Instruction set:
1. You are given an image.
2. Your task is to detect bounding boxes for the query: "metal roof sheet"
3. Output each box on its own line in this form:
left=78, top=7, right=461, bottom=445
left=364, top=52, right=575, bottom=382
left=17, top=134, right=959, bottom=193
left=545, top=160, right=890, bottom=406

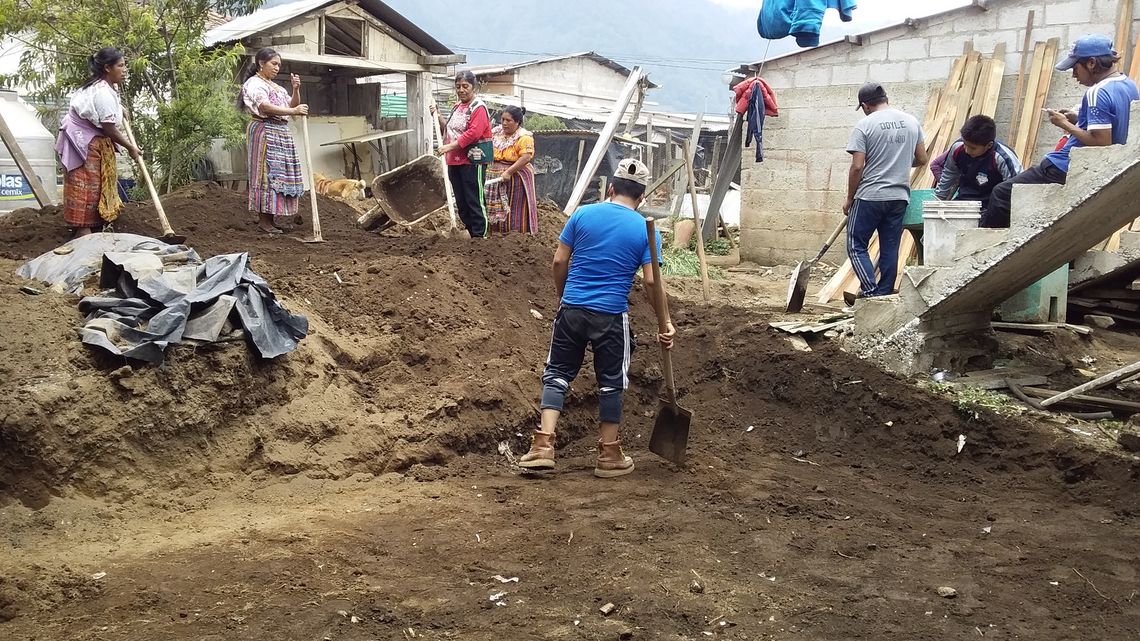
left=204, top=0, right=453, bottom=55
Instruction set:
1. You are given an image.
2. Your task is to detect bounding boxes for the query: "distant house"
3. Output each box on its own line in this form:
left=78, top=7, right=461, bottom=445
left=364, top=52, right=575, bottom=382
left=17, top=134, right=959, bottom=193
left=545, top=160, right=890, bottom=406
left=204, top=0, right=464, bottom=181
left=467, top=52, right=659, bottom=110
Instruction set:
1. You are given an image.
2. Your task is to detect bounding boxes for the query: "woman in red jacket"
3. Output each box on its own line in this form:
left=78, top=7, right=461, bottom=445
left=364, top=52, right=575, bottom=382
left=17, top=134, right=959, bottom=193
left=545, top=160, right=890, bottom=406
left=432, top=70, right=493, bottom=238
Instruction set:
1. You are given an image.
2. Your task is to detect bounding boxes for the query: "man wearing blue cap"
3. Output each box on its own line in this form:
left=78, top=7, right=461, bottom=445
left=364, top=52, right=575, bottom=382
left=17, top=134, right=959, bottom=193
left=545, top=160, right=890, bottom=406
left=986, top=34, right=1140, bottom=228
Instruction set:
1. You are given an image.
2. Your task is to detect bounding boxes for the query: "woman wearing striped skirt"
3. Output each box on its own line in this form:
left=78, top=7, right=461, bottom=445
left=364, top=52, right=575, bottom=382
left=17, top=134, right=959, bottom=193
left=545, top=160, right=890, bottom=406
left=486, top=106, right=538, bottom=235
left=55, top=47, right=141, bottom=237
left=238, top=48, right=308, bottom=234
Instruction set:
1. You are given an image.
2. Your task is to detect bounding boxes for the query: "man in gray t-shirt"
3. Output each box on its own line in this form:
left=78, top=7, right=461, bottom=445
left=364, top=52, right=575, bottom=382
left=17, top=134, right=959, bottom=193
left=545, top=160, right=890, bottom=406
left=843, top=82, right=927, bottom=303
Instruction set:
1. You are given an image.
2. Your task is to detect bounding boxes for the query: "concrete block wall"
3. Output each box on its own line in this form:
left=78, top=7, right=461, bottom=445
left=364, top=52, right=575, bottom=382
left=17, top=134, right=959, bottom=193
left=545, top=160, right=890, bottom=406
left=740, top=0, right=1137, bottom=266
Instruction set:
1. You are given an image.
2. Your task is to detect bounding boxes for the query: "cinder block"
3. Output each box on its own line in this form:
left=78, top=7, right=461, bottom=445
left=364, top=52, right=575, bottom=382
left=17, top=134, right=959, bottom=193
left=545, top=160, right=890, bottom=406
left=848, top=42, right=891, bottom=64
left=794, top=68, right=832, bottom=88
left=1045, top=1, right=1086, bottom=26
left=907, top=57, right=958, bottom=82
left=888, top=37, right=929, bottom=60
left=998, top=7, right=1042, bottom=31
left=929, top=34, right=970, bottom=58
left=874, top=62, right=908, bottom=84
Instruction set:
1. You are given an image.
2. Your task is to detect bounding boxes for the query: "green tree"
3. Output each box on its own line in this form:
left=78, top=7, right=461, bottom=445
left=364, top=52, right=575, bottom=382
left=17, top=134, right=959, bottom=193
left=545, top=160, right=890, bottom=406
left=0, top=0, right=261, bottom=191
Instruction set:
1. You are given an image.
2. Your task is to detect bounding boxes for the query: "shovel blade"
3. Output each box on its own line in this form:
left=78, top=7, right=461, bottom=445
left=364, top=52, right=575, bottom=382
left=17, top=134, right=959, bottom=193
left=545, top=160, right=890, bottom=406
left=649, top=400, right=693, bottom=464
left=784, top=260, right=811, bottom=313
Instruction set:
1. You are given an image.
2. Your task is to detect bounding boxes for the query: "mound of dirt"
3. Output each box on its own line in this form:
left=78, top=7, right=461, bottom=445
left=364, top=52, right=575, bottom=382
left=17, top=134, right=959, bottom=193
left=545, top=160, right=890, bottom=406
left=0, top=181, right=1136, bottom=516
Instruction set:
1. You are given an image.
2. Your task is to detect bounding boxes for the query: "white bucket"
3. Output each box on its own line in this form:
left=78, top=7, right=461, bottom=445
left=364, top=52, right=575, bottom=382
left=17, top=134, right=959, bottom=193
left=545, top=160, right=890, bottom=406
left=923, top=203, right=980, bottom=267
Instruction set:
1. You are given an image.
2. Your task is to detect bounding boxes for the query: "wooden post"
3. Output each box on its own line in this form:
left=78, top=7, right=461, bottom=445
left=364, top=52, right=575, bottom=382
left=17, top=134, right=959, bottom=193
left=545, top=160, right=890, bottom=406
left=598, top=176, right=607, bottom=204
left=684, top=140, right=711, bottom=304
left=0, top=110, right=52, bottom=207
left=709, top=135, right=724, bottom=189
left=623, top=81, right=646, bottom=137
left=645, top=114, right=654, bottom=175
left=405, top=71, right=433, bottom=158
left=671, top=112, right=704, bottom=217
left=563, top=68, right=644, bottom=216
left=1039, top=360, right=1140, bottom=407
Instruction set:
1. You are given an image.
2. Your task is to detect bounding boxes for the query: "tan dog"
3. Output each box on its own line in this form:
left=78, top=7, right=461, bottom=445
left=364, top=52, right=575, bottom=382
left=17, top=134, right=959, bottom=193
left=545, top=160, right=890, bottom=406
left=313, top=173, right=367, bottom=200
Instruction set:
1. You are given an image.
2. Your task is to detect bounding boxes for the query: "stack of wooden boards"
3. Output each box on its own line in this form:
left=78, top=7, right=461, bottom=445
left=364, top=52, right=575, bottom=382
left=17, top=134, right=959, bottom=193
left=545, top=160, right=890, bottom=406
left=1069, top=255, right=1140, bottom=325
left=817, top=44, right=1008, bottom=305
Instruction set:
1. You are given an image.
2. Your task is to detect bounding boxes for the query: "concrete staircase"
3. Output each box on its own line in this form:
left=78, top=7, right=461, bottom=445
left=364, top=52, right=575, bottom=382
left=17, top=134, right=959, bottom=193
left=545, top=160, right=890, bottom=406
left=855, top=102, right=1140, bottom=374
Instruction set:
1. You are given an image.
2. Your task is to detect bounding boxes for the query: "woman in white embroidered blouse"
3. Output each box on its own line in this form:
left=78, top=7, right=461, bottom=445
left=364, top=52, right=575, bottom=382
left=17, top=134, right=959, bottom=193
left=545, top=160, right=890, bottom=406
left=238, top=48, right=309, bottom=234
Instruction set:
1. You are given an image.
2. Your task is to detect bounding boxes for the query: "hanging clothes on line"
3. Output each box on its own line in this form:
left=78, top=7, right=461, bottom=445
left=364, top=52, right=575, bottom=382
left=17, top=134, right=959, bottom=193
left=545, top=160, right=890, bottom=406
left=757, top=0, right=857, bottom=48
left=732, top=77, right=779, bottom=163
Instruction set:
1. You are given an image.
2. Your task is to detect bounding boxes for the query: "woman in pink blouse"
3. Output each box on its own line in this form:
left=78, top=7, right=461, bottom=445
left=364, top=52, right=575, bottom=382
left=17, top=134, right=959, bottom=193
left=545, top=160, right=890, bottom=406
left=238, top=48, right=309, bottom=234
left=431, top=70, right=493, bottom=239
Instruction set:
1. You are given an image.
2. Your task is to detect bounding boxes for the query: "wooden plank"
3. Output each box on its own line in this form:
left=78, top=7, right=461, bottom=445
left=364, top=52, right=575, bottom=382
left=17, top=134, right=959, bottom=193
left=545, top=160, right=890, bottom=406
left=1039, top=360, right=1140, bottom=407
left=975, top=44, right=1006, bottom=118
left=702, top=112, right=743, bottom=241
left=563, top=68, right=644, bottom=216
left=992, top=321, right=1092, bottom=335
left=623, top=82, right=646, bottom=137
left=683, top=140, right=711, bottom=303
left=1021, top=387, right=1140, bottom=413
left=0, top=110, right=52, bottom=207
left=1130, top=30, right=1140, bottom=80
left=1013, top=42, right=1047, bottom=163
left=1024, top=38, right=1060, bottom=164
left=1008, top=10, right=1036, bottom=143
left=1116, top=0, right=1134, bottom=73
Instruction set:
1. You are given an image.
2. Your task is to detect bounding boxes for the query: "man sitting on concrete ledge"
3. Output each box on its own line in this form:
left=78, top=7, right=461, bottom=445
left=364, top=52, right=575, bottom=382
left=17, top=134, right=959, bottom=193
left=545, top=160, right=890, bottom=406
left=986, top=34, right=1140, bottom=229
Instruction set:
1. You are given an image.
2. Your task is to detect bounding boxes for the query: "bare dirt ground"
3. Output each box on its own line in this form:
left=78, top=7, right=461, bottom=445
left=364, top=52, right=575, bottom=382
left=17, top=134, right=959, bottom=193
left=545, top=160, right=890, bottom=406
left=0, top=184, right=1137, bottom=640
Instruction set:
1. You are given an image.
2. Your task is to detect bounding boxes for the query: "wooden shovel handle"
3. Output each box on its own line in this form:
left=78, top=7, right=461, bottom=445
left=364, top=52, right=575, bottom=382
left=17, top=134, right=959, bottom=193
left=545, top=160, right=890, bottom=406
left=645, top=217, right=677, bottom=404
left=812, top=218, right=848, bottom=262
left=122, top=119, right=175, bottom=236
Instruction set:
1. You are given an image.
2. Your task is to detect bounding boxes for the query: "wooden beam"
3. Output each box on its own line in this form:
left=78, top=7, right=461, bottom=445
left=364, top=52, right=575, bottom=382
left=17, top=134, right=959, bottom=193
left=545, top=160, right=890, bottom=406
left=563, top=67, right=644, bottom=216
left=1039, top=359, right=1140, bottom=407
left=0, top=110, right=52, bottom=207
left=420, top=54, right=466, bottom=66
left=1021, top=386, right=1140, bottom=413
left=623, top=82, right=646, bottom=137
left=244, top=35, right=306, bottom=47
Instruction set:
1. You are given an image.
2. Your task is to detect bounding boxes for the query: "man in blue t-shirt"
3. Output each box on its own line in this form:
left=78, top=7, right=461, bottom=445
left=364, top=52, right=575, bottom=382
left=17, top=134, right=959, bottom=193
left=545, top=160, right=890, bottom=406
left=518, top=158, right=675, bottom=478
left=987, top=34, right=1140, bottom=228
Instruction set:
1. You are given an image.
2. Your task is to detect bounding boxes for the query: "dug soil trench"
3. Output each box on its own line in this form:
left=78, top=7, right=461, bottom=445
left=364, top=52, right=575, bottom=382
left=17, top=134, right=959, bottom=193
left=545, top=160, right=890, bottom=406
left=0, top=183, right=1137, bottom=639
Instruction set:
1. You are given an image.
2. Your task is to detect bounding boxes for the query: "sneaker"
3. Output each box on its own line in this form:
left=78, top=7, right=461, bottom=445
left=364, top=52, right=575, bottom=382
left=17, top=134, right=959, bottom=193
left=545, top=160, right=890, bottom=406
left=594, top=440, right=635, bottom=478
left=518, top=430, right=555, bottom=469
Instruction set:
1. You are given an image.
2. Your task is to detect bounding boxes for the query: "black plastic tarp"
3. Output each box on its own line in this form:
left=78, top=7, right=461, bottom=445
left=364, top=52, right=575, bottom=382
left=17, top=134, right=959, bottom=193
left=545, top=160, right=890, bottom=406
left=18, top=234, right=307, bottom=363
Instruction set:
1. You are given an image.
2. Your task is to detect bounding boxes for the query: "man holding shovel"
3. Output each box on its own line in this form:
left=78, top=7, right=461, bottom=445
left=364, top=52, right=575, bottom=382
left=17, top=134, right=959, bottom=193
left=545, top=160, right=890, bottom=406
left=519, top=159, right=675, bottom=478
left=843, top=82, right=926, bottom=305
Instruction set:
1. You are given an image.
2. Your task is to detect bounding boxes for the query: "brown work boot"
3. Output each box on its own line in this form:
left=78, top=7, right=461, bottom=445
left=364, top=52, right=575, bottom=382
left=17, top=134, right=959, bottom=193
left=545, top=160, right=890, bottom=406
left=594, top=440, right=635, bottom=478
left=518, top=430, right=555, bottom=469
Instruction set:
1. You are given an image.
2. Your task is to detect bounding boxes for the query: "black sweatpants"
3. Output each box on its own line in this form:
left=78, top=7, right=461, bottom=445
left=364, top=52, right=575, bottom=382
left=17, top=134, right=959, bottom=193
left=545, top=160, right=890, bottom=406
left=540, top=305, right=635, bottom=423
left=985, top=161, right=1067, bottom=228
left=448, top=163, right=488, bottom=238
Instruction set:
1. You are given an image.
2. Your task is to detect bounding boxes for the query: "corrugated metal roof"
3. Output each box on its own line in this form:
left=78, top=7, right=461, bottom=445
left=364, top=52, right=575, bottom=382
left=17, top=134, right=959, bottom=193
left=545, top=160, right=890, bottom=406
left=380, top=93, right=406, bottom=117
left=466, top=52, right=660, bottom=89
left=204, top=0, right=453, bottom=55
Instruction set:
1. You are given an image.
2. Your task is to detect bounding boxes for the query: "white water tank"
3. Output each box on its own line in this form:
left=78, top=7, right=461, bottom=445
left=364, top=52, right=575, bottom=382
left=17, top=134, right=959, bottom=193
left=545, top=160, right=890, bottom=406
left=0, top=89, right=58, bottom=213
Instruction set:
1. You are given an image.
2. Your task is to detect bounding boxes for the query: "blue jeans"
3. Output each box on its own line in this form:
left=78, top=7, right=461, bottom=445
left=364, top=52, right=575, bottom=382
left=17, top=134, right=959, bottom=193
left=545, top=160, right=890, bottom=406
left=847, top=198, right=907, bottom=297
